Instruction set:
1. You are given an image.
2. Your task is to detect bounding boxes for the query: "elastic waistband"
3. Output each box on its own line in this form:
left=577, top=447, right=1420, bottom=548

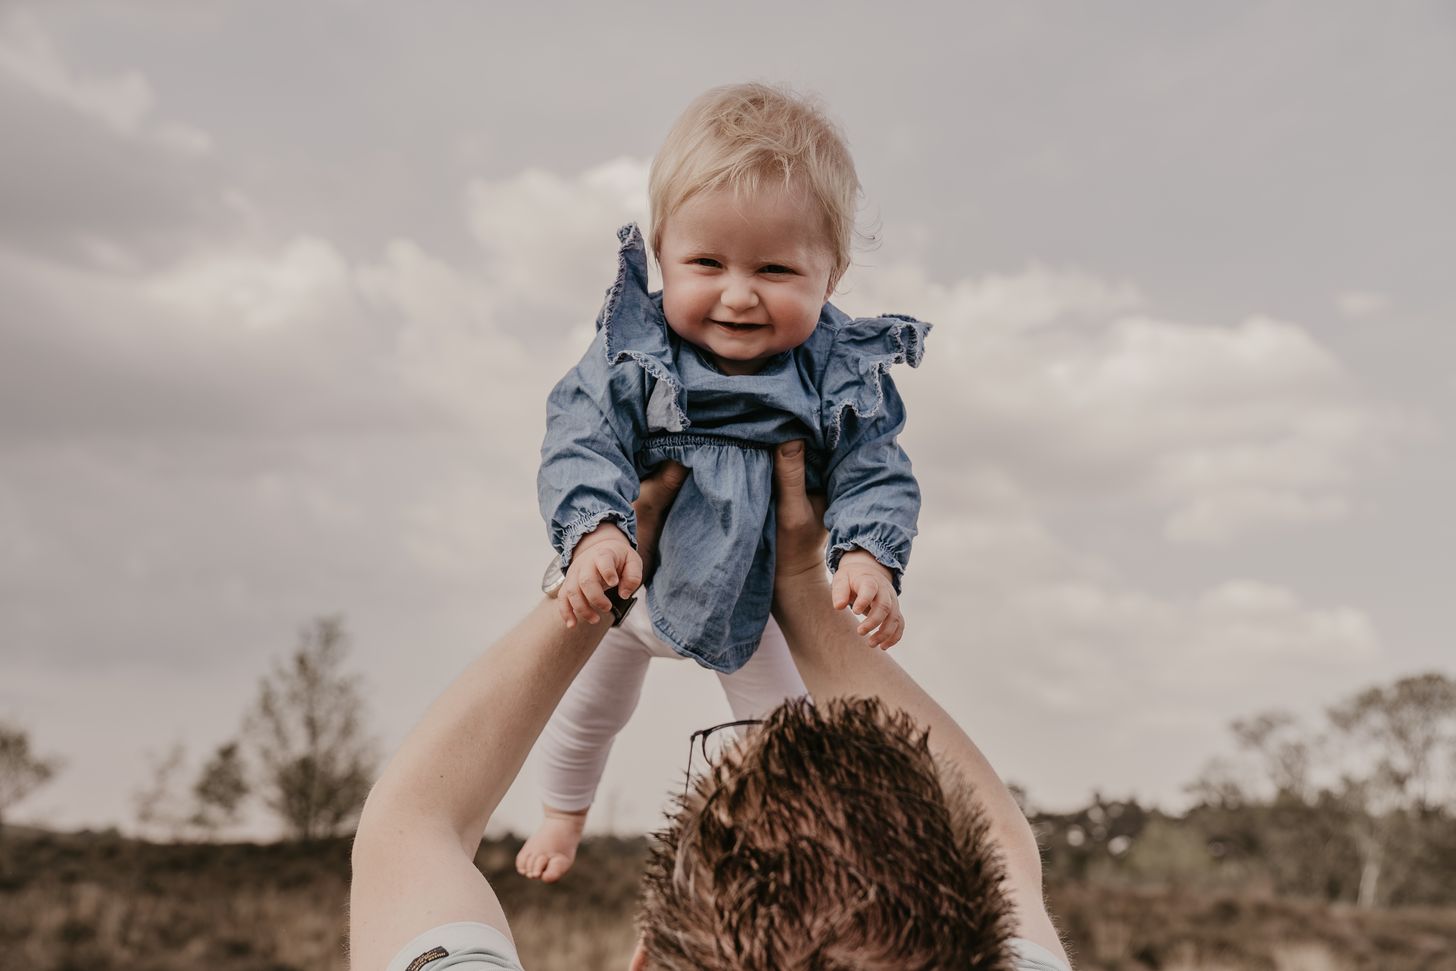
left=641, top=432, right=777, bottom=452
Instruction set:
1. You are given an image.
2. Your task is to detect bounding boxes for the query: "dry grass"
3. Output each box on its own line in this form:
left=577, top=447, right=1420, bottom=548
left=1, top=830, right=1452, bottom=971
left=0, top=830, right=644, bottom=971
left=1048, top=882, right=1456, bottom=971
left=0, top=834, right=353, bottom=970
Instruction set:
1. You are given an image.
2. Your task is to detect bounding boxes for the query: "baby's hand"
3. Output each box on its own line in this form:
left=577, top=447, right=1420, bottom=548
left=831, top=550, right=903, bottom=649
left=559, top=523, right=643, bottom=628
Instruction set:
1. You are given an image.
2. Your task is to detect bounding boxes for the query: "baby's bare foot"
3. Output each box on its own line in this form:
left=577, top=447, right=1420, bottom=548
left=515, top=806, right=588, bottom=883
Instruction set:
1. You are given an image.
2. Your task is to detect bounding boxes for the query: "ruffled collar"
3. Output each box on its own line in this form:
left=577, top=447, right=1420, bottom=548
left=597, top=224, right=690, bottom=431
left=597, top=222, right=932, bottom=444
left=599, top=224, right=670, bottom=361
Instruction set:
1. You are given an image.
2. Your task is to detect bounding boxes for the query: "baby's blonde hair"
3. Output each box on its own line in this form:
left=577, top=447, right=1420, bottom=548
left=648, top=82, right=860, bottom=287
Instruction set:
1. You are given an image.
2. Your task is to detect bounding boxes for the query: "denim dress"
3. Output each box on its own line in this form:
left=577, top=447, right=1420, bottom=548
left=538, top=224, right=928, bottom=673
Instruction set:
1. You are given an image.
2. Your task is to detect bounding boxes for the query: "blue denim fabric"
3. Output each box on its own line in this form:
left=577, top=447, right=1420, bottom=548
left=538, top=224, right=928, bottom=673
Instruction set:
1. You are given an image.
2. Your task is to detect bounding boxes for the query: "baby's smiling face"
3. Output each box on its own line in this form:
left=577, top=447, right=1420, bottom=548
left=657, top=181, right=835, bottom=376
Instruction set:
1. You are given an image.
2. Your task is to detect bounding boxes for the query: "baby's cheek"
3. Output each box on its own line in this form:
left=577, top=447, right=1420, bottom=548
left=661, top=287, right=700, bottom=338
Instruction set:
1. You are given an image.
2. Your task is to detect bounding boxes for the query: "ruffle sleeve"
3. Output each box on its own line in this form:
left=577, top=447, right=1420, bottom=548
left=821, top=313, right=931, bottom=448
left=597, top=223, right=688, bottom=433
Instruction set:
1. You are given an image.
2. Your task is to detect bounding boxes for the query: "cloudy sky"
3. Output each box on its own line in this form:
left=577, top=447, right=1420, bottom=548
left=2, top=1, right=1452, bottom=839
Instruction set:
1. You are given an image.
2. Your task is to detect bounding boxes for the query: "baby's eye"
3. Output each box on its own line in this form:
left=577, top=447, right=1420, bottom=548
left=690, top=257, right=722, bottom=268
left=761, top=264, right=795, bottom=275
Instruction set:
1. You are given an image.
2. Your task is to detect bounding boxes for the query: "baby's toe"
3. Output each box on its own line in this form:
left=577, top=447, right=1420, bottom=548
left=541, top=853, right=572, bottom=883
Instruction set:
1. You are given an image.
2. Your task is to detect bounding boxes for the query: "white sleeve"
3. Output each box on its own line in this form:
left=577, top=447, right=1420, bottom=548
left=1011, top=937, right=1074, bottom=971
left=383, top=922, right=1067, bottom=971
left=384, top=922, right=524, bottom=971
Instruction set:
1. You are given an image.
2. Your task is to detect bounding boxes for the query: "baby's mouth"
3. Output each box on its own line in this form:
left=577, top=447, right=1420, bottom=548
left=711, top=319, right=765, bottom=331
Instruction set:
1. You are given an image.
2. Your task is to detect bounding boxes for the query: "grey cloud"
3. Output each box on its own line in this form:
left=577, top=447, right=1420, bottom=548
left=3, top=0, right=1452, bottom=835
left=0, top=250, right=442, bottom=444
left=0, top=78, right=233, bottom=267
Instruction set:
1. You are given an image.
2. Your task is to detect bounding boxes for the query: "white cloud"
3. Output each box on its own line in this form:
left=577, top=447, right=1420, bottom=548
left=355, top=156, right=653, bottom=428
left=898, top=470, right=1383, bottom=807
left=4, top=155, right=647, bottom=442
left=154, top=120, right=213, bottom=157
left=846, top=259, right=1145, bottom=337
left=841, top=263, right=1406, bottom=544
left=466, top=156, right=651, bottom=323
left=909, top=471, right=1380, bottom=702
left=356, top=236, right=541, bottom=431
left=1334, top=289, right=1390, bottom=319
left=0, top=8, right=211, bottom=156
left=145, top=235, right=353, bottom=330
left=0, top=152, right=1413, bottom=829
left=1162, top=488, right=1349, bottom=545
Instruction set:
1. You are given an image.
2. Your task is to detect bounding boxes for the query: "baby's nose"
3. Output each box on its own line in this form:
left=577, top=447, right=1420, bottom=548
left=721, top=278, right=759, bottom=311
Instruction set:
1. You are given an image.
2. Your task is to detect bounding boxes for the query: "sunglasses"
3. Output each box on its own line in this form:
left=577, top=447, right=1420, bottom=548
left=683, top=718, right=763, bottom=798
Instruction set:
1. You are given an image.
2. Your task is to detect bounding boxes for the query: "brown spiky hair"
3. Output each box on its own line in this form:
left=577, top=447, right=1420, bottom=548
left=637, top=697, right=1015, bottom=970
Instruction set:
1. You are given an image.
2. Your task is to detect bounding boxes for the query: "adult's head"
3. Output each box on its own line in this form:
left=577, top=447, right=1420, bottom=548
left=631, top=695, right=1015, bottom=971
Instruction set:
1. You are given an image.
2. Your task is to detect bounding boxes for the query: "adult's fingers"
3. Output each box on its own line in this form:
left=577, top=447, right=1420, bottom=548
left=635, top=460, right=689, bottom=584
left=772, top=441, right=813, bottom=526
left=637, top=460, right=689, bottom=518
left=774, top=440, right=830, bottom=585
left=776, top=443, right=833, bottom=528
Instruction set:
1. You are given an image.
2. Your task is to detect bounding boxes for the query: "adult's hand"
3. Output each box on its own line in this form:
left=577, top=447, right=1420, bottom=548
left=771, top=440, right=828, bottom=586
left=633, top=460, right=688, bottom=587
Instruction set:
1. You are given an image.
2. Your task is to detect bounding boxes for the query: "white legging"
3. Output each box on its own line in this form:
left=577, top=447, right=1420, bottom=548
left=538, top=594, right=807, bottom=812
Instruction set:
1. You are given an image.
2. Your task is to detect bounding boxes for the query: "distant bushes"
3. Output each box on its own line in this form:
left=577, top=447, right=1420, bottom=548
left=1028, top=671, right=1456, bottom=909
left=2, top=830, right=1453, bottom=971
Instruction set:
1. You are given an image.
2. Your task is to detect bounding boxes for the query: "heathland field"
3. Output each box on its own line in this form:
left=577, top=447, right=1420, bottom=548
left=2, top=829, right=1453, bottom=971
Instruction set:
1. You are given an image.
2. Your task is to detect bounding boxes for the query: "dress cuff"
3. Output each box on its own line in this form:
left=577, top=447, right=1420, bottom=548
left=827, top=533, right=907, bottom=594
left=556, top=509, right=636, bottom=567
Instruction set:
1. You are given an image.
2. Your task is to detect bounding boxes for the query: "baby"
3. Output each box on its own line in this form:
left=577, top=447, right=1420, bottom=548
left=519, top=83, right=929, bottom=881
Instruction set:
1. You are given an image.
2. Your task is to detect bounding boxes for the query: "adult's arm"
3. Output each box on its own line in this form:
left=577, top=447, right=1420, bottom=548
left=770, top=440, right=1070, bottom=963
left=348, top=463, right=686, bottom=971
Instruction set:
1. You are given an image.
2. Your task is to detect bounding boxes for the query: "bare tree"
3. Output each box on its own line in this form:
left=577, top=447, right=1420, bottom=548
left=1188, top=672, right=1456, bottom=906
left=133, top=742, right=191, bottom=841
left=1329, top=672, right=1456, bottom=812
left=1231, top=710, right=1317, bottom=803
left=0, top=721, right=61, bottom=833
left=1327, top=672, right=1456, bottom=906
left=245, top=615, right=376, bottom=840
left=191, top=741, right=250, bottom=837
left=1330, top=769, right=1401, bottom=908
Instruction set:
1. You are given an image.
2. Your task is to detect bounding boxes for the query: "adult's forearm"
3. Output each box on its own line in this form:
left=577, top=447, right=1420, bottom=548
left=362, top=598, right=608, bottom=844
left=770, top=574, right=1063, bottom=953
left=770, top=575, right=1024, bottom=825
left=350, top=600, right=611, bottom=969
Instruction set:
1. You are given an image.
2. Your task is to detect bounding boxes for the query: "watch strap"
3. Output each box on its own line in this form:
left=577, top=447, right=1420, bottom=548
left=605, top=587, right=637, bottom=627
left=543, top=555, right=637, bottom=627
